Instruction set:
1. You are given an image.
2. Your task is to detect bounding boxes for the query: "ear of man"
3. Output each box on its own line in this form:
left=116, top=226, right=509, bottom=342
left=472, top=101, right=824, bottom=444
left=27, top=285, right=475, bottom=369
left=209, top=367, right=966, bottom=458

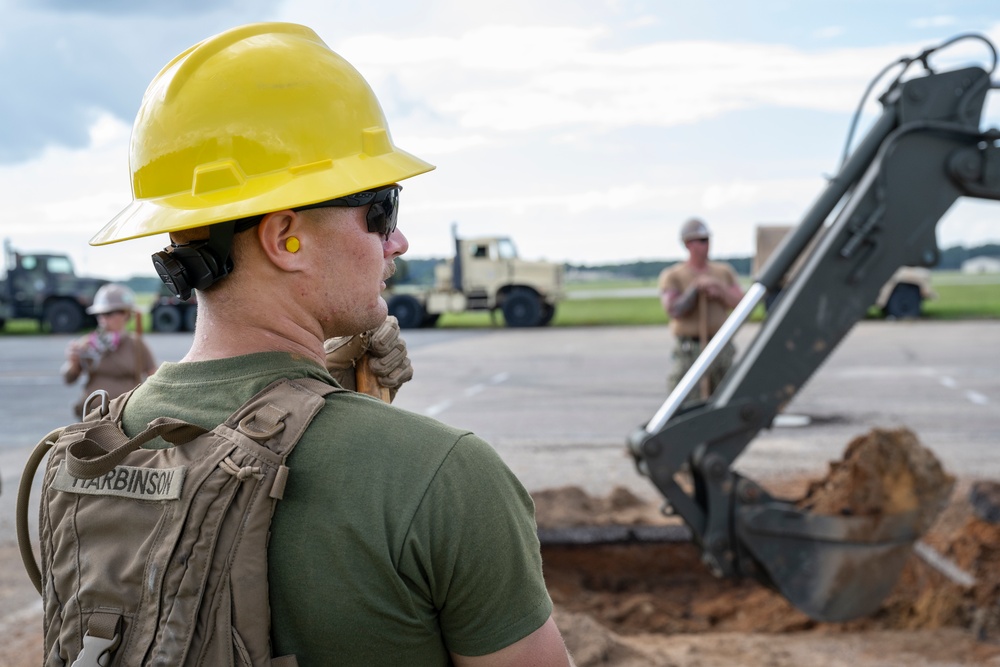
left=255, top=210, right=306, bottom=272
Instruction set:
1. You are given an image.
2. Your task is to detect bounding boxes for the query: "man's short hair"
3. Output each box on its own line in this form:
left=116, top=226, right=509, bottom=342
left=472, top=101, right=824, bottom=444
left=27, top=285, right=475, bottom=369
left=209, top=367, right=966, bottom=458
left=680, top=218, right=711, bottom=242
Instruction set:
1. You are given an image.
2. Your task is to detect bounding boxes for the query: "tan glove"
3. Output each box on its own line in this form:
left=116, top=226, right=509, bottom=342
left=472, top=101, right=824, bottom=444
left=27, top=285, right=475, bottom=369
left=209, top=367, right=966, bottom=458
left=323, top=316, right=413, bottom=401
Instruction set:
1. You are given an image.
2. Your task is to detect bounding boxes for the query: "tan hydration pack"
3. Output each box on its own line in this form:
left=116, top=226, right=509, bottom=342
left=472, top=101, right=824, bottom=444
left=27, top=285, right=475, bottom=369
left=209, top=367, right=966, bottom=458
left=17, top=378, right=340, bottom=667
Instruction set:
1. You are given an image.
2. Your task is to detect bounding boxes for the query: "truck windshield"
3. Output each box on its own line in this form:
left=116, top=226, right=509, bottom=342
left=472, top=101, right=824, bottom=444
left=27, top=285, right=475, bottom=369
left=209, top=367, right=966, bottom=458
left=497, top=238, right=518, bottom=259
left=46, top=257, right=75, bottom=275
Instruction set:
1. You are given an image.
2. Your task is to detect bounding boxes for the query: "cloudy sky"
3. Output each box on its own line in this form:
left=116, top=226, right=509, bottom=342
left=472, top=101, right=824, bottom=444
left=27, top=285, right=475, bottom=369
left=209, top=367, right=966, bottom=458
left=2, top=0, right=999, bottom=280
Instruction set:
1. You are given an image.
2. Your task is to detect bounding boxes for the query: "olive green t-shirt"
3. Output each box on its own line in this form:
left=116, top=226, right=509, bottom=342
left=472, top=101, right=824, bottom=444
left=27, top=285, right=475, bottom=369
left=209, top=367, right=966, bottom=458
left=121, top=352, right=552, bottom=665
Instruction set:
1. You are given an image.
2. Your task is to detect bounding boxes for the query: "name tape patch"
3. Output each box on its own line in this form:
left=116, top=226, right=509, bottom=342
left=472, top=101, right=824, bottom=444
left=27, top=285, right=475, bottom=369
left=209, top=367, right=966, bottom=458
left=52, top=460, right=185, bottom=501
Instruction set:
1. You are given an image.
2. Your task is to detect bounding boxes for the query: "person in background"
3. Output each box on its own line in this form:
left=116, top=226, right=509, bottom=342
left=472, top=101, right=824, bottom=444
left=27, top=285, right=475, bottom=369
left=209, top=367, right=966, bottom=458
left=658, top=218, right=744, bottom=401
left=61, top=282, right=158, bottom=417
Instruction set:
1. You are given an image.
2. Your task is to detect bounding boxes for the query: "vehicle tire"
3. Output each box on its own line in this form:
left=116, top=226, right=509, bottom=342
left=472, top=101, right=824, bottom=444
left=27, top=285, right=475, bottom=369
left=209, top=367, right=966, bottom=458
left=883, top=283, right=923, bottom=319
left=502, top=290, right=543, bottom=327
left=388, top=294, right=425, bottom=329
left=183, top=304, right=198, bottom=332
left=539, top=303, right=556, bottom=326
left=421, top=313, right=441, bottom=328
left=45, top=300, right=84, bottom=333
left=152, top=305, right=183, bottom=333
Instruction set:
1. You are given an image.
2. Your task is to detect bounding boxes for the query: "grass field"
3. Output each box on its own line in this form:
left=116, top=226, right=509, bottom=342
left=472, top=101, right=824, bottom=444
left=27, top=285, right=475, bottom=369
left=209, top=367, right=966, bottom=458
left=2, top=272, right=998, bottom=335
left=435, top=272, right=1000, bottom=328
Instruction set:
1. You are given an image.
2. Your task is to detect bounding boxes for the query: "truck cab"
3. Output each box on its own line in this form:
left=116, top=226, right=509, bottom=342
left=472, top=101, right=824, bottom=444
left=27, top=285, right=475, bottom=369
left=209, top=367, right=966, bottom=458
left=0, top=241, right=107, bottom=333
left=388, top=232, right=565, bottom=329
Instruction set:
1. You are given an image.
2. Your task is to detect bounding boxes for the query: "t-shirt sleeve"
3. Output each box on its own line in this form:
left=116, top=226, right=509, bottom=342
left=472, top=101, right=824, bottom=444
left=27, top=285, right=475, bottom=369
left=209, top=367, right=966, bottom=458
left=397, top=433, right=553, bottom=657
left=658, top=266, right=680, bottom=294
left=723, top=263, right=739, bottom=286
left=140, top=341, right=156, bottom=373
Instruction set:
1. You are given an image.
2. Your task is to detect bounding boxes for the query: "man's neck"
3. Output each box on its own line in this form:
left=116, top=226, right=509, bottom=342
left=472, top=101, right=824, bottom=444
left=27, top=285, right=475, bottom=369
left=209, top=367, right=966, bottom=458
left=180, top=304, right=326, bottom=366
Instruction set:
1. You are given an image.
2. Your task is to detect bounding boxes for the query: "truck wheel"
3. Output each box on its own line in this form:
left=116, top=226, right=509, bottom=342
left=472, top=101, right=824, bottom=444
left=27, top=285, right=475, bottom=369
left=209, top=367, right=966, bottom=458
left=152, top=305, right=183, bottom=333
left=539, top=304, right=556, bottom=326
left=883, top=283, right=922, bottom=319
left=45, top=301, right=84, bottom=333
left=421, top=313, right=441, bottom=328
left=183, top=304, right=198, bottom=332
left=388, top=294, right=425, bottom=329
left=502, top=290, right=543, bottom=327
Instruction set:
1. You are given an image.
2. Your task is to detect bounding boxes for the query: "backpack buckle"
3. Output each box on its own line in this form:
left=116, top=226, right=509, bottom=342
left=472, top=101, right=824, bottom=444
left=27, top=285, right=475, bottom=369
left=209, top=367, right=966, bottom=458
left=82, top=389, right=110, bottom=420
left=71, top=631, right=121, bottom=667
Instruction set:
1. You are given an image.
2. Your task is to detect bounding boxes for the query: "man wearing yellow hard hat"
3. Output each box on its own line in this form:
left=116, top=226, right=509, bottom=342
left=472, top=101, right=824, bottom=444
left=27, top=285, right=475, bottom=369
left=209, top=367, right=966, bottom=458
left=73, top=22, right=572, bottom=666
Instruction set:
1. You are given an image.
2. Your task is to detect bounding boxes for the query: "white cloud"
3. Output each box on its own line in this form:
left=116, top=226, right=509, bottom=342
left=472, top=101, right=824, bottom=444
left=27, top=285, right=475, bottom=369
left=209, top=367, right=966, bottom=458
left=344, top=27, right=926, bottom=137
left=3, top=5, right=999, bottom=278
left=813, top=26, right=844, bottom=40
left=909, top=16, right=957, bottom=29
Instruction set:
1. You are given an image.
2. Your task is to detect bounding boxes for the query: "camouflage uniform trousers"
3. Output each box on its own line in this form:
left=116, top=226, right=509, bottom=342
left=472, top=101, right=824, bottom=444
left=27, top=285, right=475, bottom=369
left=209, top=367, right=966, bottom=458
left=668, top=337, right=737, bottom=402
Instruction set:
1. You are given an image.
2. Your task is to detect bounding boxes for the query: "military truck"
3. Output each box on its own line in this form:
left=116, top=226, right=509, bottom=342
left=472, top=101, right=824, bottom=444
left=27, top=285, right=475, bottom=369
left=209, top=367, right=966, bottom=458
left=755, top=224, right=937, bottom=318
left=387, top=229, right=564, bottom=329
left=0, top=240, right=108, bottom=333
left=149, top=287, right=198, bottom=333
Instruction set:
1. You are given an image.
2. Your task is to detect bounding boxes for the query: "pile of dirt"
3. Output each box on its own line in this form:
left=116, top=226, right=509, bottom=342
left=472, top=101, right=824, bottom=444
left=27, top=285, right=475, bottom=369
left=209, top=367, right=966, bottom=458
left=532, top=485, right=676, bottom=529
left=797, top=427, right=955, bottom=533
left=534, top=427, right=1000, bottom=665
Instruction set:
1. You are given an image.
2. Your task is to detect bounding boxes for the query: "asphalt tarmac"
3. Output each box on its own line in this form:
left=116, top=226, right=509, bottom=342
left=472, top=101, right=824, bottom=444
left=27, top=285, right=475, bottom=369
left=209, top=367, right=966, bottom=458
left=2, top=320, right=998, bottom=511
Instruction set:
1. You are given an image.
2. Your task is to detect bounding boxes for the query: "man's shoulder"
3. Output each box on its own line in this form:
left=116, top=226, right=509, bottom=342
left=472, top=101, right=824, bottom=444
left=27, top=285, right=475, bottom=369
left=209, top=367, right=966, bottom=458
left=708, top=260, right=738, bottom=279
left=317, top=392, right=474, bottom=450
left=659, top=262, right=686, bottom=284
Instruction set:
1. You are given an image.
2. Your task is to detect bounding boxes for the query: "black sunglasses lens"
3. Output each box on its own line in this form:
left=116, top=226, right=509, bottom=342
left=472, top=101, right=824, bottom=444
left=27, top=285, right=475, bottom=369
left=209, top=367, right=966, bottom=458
left=367, top=187, right=399, bottom=239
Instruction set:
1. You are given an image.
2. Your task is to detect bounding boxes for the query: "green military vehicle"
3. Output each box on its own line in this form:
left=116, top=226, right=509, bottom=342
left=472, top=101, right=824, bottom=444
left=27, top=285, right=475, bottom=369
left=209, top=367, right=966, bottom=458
left=0, top=240, right=108, bottom=333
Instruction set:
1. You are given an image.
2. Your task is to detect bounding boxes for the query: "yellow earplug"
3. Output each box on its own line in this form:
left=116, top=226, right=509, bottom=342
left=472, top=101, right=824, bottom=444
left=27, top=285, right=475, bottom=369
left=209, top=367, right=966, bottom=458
left=285, top=237, right=300, bottom=253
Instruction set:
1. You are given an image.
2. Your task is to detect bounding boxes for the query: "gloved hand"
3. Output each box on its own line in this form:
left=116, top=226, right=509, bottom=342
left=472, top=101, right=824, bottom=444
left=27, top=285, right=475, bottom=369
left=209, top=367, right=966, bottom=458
left=323, top=316, right=413, bottom=401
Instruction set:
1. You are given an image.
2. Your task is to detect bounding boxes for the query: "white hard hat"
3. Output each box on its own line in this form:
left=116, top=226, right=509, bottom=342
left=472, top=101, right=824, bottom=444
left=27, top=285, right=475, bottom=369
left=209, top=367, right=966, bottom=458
left=680, top=218, right=711, bottom=242
left=87, top=283, right=136, bottom=315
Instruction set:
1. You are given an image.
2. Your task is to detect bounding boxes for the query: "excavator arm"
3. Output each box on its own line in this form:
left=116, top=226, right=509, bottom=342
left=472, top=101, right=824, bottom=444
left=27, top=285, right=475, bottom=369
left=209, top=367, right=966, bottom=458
left=628, top=34, right=1000, bottom=622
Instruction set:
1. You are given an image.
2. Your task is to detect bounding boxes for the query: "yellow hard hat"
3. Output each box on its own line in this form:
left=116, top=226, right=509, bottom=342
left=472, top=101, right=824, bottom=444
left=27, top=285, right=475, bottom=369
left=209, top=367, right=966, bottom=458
left=91, top=22, right=434, bottom=246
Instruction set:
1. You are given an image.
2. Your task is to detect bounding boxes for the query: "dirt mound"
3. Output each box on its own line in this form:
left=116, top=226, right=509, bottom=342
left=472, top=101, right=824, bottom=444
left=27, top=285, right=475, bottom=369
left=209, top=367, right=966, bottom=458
left=533, top=485, right=675, bottom=528
left=534, top=428, right=1000, bottom=664
left=797, top=427, right=955, bottom=533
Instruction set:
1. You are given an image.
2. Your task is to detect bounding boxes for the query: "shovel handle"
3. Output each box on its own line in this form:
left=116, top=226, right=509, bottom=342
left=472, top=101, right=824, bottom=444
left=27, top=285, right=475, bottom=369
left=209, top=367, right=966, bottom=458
left=698, top=291, right=711, bottom=400
left=356, top=355, right=391, bottom=403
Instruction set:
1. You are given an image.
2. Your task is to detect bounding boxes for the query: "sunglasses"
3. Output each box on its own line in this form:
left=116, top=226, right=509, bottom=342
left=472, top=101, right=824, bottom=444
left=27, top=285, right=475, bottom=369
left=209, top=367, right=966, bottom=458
left=292, top=184, right=401, bottom=241
left=688, top=238, right=709, bottom=244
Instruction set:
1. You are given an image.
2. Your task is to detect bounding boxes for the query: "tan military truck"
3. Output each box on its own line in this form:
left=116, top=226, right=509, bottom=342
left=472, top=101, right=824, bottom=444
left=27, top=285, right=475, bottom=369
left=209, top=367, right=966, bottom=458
left=387, top=230, right=564, bottom=328
left=755, top=224, right=936, bottom=318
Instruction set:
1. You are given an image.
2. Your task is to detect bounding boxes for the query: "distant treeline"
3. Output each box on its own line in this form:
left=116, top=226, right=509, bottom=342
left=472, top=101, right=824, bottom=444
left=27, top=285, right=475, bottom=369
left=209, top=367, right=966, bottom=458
left=120, top=243, right=1000, bottom=292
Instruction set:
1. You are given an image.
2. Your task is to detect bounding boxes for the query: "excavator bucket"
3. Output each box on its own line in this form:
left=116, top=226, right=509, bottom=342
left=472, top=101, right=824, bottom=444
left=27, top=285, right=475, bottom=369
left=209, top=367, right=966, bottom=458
left=734, top=488, right=920, bottom=621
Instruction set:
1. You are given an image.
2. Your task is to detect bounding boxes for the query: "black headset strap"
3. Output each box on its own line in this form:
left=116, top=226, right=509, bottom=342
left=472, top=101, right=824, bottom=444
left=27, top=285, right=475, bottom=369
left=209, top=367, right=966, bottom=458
left=153, top=221, right=236, bottom=300
left=202, top=221, right=236, bottom=274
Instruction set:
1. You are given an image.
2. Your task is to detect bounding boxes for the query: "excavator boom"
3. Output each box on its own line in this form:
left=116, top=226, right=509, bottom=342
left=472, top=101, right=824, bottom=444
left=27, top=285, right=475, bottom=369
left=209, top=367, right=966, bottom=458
left=629, top=35, right=1000, bottom=621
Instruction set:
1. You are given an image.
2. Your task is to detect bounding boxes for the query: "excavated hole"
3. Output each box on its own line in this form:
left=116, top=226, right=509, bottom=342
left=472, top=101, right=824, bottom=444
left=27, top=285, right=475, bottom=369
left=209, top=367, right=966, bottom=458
left=533, top=428, right=1000, bottom=641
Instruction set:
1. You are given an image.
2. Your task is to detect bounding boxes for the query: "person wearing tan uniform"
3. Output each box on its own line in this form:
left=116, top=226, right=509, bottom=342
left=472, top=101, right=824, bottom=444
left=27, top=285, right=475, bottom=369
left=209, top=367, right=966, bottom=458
left=61, top=283, right=158, bottom=417
left=658, top=218, right=744, bottom=400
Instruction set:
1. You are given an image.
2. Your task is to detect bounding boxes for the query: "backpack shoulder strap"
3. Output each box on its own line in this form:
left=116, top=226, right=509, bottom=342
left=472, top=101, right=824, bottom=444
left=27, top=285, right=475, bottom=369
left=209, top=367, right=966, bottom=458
left=218, top=377, right=341, bottom=499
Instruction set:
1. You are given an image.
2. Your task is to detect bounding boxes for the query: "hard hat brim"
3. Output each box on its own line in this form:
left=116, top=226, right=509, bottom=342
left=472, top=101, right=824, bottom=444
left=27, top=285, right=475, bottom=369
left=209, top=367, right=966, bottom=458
left=91, top=149, right=434, bottom=245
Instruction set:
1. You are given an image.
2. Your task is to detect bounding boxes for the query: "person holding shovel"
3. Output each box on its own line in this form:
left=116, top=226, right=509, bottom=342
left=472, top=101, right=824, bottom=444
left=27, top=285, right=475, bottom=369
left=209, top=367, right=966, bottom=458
left=77, top=22, right=572, bottom=666
left=658, top=218, right=744, bottom=401
left=61, top=282, right=158, bottom=417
